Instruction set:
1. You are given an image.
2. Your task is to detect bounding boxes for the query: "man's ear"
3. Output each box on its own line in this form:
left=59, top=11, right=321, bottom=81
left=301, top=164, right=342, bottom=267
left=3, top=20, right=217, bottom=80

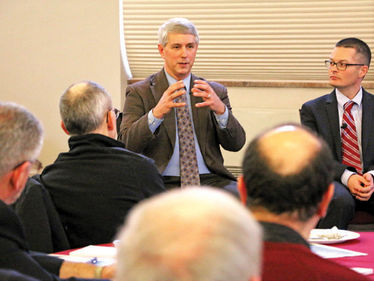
left=8, top=161, right=31, bottom=204
left=317, top=183, right=335, bottom=218
left=237, top=175, right=247, bottom=206
left=60, top=121, right=70, bottom=135
left=359, top=65, right=369, bottom=79
left=106, top=110, right=118, bottom=139
left=158, top=44, right=165, bottom=59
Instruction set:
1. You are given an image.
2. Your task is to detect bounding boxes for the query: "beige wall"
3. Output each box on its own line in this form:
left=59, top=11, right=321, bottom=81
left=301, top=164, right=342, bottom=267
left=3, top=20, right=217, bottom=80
left=222, top=86, right=374, bottom=167
left=0, top=1, right=121, bottom=166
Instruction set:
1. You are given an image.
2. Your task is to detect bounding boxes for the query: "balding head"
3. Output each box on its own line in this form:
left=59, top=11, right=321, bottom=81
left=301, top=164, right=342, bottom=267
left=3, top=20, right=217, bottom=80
left=115, top=187, right=262, bottom=281
left=59, top=81, right=112, bottom=135
left=259, top=125, right=321, bottom=176
left=242, top=124, right=334, bottom=221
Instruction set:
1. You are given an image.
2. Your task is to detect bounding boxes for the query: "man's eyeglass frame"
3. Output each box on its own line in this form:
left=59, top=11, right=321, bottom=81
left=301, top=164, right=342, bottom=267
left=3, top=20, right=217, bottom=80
left=324, top=59, right=365, bottom=71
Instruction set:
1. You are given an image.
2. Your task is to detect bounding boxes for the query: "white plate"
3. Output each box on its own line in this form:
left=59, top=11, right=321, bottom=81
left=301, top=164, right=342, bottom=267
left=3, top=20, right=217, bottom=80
left=308, top=229, right=360, bottom=244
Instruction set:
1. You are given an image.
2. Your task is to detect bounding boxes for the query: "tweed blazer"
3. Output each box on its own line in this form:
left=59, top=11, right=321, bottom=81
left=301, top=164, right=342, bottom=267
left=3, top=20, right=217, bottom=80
left=120, top=69, right=246, bottom=180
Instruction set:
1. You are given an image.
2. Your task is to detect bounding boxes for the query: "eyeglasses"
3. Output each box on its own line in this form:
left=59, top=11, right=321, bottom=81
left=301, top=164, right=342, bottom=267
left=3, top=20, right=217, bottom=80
left=324, top=59, right=365, bottom=71
left=113, top=108, right=121, bottom=119
left=106, top=108, right=121, bottom=123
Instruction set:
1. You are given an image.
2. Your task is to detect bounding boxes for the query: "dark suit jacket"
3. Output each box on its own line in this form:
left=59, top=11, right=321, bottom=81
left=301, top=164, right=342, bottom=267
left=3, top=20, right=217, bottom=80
left=120, top=69, right=246, bottom=180
left=0, top=270, right=40, bottom=281
left=300, top=88, right=374, bottom=181
left=0, top=201, right=93, bottom=281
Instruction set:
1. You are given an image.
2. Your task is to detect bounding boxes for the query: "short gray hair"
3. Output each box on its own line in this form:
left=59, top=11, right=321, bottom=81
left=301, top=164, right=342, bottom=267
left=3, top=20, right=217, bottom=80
left=0, top=102, right=43, bottom=177
left=115, top=187, right=262, bottom=281
left=59, top=81, right=112, bottom=135
left=158, top=17, right=199, bottom=46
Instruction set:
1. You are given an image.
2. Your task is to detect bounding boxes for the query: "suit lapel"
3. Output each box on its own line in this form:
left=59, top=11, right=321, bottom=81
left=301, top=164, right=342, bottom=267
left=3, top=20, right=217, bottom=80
left=361, top=89, right=374, bottom=162
left=150, top=70, right=176, bottom=146
left=325, top=90, right=342, bottom=161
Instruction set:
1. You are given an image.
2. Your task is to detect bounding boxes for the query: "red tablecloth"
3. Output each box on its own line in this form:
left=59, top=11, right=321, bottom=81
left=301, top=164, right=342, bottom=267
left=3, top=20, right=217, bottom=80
left=330, top=232, right=374, bottom=279
left=55, top=233, right=374, bottom=279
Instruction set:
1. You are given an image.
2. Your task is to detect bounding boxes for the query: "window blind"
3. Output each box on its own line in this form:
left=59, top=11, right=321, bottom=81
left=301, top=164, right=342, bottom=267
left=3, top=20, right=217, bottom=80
left=122, top=0, right=374, bottom=82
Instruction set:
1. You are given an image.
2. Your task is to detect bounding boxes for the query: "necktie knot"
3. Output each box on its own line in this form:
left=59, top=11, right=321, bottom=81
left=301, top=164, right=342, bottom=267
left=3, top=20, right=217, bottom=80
left=344, top=101, right=355, bottom=112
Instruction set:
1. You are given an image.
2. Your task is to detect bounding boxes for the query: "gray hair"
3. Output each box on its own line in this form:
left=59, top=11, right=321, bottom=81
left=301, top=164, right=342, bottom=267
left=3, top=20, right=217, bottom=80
left=59, top=81, right=112, bottom=135
left=115, top=187, right=262, bottom=281
left=158, top=17, right=199, bottom=46
left=0, top=102, right=43, bottom=177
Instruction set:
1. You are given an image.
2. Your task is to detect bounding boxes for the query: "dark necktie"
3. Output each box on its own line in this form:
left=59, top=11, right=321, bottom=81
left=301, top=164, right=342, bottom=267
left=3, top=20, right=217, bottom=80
left=175, top=91, right=200, bottom=187
left=341, top=101, right=362, bottom=174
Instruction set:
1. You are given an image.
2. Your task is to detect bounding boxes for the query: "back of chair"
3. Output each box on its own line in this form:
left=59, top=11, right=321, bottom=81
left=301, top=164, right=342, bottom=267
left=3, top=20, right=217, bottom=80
left=12, top=175, right=70, bottom=253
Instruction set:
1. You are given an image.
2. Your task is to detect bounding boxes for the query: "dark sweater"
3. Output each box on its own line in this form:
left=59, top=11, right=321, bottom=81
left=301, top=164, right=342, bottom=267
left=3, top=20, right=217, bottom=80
left=41, top=134, right=165, bottom=248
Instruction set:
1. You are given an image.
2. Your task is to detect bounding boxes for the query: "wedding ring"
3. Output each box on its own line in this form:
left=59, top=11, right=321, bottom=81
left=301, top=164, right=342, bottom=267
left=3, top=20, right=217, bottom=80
left=207, top=94, right=211, bottom=99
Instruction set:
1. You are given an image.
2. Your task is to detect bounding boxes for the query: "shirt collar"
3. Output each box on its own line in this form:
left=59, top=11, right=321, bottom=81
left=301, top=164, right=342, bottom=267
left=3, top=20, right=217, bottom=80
left=259, top=221, right=310, bottom=248
left=336, top=87, right=363, bottom=108
left=163, top=69, right=191, bottom=93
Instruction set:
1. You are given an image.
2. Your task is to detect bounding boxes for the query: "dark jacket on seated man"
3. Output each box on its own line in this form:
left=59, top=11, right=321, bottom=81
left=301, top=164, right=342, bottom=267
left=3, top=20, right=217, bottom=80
left=0, top=269, right=40, bottom=281
left=0, top=200, right=97, bottom=281
left=12, top=175, right=70, bottom=253
left=40, top=133, right=165, bottom=248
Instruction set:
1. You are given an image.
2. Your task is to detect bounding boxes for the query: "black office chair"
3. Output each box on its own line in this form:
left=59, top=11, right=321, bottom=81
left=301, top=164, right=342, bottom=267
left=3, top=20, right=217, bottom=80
left=12, top=175, right=70, bottom=253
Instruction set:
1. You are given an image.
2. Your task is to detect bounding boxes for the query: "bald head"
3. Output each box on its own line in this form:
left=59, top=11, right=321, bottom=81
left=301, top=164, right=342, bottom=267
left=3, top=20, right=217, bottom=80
left=259, top=125, right=321, bottom=176
left=242, top=124, right=334, bottom=221
left=59, top=81, right=112, bottom=135
left=115, top=187, right=262, bottom=281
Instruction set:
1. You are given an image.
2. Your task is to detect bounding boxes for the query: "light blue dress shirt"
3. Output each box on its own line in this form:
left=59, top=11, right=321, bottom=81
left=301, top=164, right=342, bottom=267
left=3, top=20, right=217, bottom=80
left=147, top=70, right=228, bottom=176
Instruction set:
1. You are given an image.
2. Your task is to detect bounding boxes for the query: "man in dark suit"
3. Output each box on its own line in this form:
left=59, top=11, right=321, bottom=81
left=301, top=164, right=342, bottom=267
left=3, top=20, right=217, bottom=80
left=300, top=38, right=374, bottom=229
left=120, top=18, right=245, bottom=191
left=237, top=124, right=370, bottom=281
left=0, top=102, right=113, bottom=280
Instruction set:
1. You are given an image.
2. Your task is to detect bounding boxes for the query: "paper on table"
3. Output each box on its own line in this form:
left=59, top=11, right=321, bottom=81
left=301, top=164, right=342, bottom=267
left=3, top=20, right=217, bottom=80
left=50, top=254, right=114, bottom=266
left=311, top=243, right=367, bottom=259
left=352, top=267, right=374, bottom=276
left=69, top=245, right=117, bottom=259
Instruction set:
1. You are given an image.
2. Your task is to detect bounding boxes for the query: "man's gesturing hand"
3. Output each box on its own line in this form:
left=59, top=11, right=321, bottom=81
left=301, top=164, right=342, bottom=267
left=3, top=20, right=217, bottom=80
left=192, top=80, right=225, bottom=115
left=153, top=81, right=187, bottom=119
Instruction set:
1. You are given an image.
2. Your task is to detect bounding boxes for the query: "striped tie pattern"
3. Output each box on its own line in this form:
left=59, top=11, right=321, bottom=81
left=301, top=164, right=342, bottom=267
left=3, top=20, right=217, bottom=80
left=175, top=92, right=200, bottom=187
left=341, top=101, right=362, bottom=174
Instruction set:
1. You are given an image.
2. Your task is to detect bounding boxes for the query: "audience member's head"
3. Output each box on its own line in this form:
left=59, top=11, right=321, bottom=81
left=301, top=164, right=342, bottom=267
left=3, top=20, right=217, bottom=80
left=239, top=124, right=334, bottom=230
left=59, top=81, right=117, bottom=139
left=0, top=102, right=43, bottom=204
left=158, top=17, right=199, bottom=47
left=115, top=187, right=262, bottom=281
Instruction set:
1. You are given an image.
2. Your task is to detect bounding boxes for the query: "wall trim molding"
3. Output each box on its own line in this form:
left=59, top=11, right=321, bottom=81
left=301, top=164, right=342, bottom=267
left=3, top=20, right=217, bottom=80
left=128, top=79, right=374, bottom=89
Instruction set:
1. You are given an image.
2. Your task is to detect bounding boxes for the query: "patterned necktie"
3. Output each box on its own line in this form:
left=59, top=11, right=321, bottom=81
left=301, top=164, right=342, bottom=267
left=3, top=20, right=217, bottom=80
left=175, top=91, right=200, bottom=187
left=341, top=101, right=362, bottom=174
